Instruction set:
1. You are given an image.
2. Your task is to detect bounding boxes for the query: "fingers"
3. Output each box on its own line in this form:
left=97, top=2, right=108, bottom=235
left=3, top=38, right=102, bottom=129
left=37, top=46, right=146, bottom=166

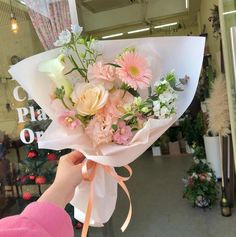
left=65, top=151, right=85, bottom=165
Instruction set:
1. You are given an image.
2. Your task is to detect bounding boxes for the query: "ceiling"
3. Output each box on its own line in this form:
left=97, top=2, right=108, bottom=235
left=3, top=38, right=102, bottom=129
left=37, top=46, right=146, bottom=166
left=0, top=0, right=201, bottom=36
left=77, top=0, right=201, bottom=34
left=81, top=0, right=141, bottom=13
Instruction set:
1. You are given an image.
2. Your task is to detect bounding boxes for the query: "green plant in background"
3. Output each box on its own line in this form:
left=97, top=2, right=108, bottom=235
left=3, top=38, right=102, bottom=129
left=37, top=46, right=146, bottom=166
left=152, top=139, right=161, bottom=147
left=208, top=4, right=221, bottom=39
left=180, top=113, right=204, bottom=147
left=197, top=57, right=216, bottom=102
left=166, top=127, right=180, bottom=143
left=183, top=145, right=218, bottom=208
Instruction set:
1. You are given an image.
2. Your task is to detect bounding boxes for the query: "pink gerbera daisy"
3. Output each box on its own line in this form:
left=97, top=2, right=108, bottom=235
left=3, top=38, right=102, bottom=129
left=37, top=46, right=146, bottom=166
left=116, top=51, right=152, bottom=90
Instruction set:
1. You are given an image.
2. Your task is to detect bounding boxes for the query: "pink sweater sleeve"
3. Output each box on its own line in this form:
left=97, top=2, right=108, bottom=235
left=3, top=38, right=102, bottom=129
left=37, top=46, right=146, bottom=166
left=0, top=202, right=74, bottom=237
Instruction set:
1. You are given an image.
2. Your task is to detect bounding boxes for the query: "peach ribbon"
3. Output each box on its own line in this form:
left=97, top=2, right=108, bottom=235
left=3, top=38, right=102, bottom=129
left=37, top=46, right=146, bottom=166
left=81, top=160, right=133, bottom=237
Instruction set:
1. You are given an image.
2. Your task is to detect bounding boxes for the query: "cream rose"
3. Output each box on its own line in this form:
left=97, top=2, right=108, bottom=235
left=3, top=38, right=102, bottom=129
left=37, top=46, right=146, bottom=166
left=71, top=83, right=109, bottom=116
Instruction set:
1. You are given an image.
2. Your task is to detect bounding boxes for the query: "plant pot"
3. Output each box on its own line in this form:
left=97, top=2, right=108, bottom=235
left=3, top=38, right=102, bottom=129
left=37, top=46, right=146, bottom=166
left=185, top=143, right=194, bottom=154
left=195, top=196, right=210, bottom=208
left=169, top=141, right=181, bottom=155
left=179, top=139, right=186, bottom=153
left=204, top=135, right=221, bottom=178
left=152, top=146, right=161, bottom=156
left=200, top=101, right=208, bottom=113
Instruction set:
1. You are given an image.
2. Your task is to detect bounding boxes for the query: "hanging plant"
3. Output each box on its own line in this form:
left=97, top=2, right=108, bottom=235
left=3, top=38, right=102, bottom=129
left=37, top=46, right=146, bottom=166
left=208, top=5, right=221, bottom=39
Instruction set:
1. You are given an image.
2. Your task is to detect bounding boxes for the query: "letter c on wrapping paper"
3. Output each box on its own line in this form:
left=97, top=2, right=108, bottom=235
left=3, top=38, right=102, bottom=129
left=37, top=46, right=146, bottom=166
left=80, top=159, right=133, bottom=237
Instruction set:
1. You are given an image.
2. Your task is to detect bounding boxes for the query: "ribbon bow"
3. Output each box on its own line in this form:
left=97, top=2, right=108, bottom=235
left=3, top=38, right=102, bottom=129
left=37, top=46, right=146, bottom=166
left=81, top=159, right=133, bottom=237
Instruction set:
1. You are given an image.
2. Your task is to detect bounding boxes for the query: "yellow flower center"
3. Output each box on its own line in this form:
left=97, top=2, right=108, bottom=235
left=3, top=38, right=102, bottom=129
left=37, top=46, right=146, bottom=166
left=65, top=117, right=73, bottom=123
left=128, top=66, right=139, bottom=77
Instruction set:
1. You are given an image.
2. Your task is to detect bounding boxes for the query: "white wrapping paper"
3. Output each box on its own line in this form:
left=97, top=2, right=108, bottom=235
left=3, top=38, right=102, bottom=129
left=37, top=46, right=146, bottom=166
left=9, top=37, right=205, bottom=227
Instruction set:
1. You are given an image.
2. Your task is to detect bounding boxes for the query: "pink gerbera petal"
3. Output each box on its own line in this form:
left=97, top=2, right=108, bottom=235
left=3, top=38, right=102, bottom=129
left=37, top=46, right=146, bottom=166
left=116, top=51, right=152, bottom=90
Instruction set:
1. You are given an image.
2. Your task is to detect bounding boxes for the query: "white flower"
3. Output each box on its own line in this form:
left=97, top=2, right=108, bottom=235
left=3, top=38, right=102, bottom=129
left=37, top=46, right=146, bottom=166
left=191, top=172, right=198, bottom=179
left=207, top=172, right=212, bottom=177
left=159, top=91, right=173, bottom=103
left=91, top=41, right=103, bottom=54
left=160, top=106, right=170, bottom=118
left=54, top=29, right=71, bottom=47
left=71, top=24, right=83, bottom=35
left=206, top=176, right=211, bottom=182
left=193, top=158, right=200, bottom=164
left=38, top=55, right=72, bottom=97
left=201, top=159, right=207, bottom=164
left=153, top=100, right=161, bottom=111
left=60, top=47, right=73, bottom=56
left=154, top=79, right=168, bottom=87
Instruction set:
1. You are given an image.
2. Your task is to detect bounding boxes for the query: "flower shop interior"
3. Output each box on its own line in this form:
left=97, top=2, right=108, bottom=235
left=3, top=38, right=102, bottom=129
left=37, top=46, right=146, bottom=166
left=1, top=0, right=236, bottom=236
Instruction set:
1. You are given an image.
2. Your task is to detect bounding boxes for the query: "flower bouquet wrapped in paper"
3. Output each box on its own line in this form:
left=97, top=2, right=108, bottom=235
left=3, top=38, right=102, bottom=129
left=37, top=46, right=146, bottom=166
left=9, top=25, right=205, bottom=236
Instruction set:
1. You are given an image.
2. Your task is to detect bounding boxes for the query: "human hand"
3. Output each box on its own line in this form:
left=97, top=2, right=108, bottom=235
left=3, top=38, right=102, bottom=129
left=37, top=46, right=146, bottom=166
left=38, top=151, right=85, bottom=208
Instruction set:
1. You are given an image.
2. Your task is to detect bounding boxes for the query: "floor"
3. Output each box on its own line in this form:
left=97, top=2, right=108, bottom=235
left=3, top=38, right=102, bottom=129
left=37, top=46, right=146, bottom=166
left=3, top=149, right=236, bottom=237
left=89, top=150, right=236, bottom=237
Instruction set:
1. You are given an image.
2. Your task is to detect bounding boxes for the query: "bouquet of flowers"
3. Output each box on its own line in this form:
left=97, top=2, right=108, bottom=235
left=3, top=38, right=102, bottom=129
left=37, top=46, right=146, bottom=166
left=9, top=25, right=205, bottom=236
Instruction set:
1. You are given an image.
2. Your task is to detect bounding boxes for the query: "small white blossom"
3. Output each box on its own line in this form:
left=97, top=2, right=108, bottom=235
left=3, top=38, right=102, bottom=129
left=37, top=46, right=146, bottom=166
left=193, top=158, right=200, bottom=164
left=90, top=41, right=103, bottom=54
left=54, top=29, right=71, bottom=47
left=160, top=106, right=169, bottom=118
left=206, top=176, right=211, bottom=182
left=154, top=79, right=168, bottom=87
left=191, top=172, right=198, bottom=179
left=201, top=159, right=207, bottom=164
left=60, top=47, right=73, bottom=56
left=159, top=91, right=173, bottom=103
left=71, top=24, right=83, bottom=35
left=153, top=100, right=161, bottom=111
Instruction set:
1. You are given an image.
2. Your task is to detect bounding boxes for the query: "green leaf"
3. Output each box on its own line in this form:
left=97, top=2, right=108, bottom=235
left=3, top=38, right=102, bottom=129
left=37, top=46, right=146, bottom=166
left=112, top=124, right=117, bottom=130
left=65, top=67, right=77, bottom=75
left=128, top=88, right=140, bottom=97
left=106, top=63, right=121, bottom=68
left=120, top=113, right=133, bottom=120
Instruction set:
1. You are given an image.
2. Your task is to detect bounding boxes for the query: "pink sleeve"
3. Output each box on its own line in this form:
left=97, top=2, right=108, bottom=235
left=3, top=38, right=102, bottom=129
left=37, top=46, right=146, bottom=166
left=0, top=202, right=74, bottom=237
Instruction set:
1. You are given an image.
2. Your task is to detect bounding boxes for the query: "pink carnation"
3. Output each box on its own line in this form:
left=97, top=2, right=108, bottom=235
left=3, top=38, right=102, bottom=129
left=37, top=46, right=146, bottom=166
left=85, top=112, right=113, bottom=147
left=113, top=121, right=133, bottom=145
left=58, top=110, right=80, bottom=129
left=104, top=89, right=134, bottom=118
left=87, top=61, right=116, bottom=89
left=116, top=51, right=152, bottom=90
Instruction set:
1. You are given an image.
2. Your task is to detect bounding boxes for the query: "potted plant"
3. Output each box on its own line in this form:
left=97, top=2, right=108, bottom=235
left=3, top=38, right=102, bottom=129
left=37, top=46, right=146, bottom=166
left=204, top=75, right=231, bottom=216
left=166, top=127, right=181, bottom=155
left=183, top=145, right=218, bottom=208
left=151, top=139, right=161, bottom=157
left=203, top=131, right=221, bottom=178
left=180, top=113, right=204, bottom=153
left=159, top=134, right=169, bottom=155
left=204, top=76, right=230, bottom=179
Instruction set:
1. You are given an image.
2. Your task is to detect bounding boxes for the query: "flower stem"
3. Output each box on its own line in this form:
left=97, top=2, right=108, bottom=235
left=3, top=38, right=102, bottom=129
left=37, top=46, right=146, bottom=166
left=61, top=98, right=70, bottom=110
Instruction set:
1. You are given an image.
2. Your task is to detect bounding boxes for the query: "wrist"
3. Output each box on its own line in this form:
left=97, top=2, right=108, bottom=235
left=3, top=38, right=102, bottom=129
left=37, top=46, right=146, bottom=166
left=38, top=183, right=74, bottom=208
